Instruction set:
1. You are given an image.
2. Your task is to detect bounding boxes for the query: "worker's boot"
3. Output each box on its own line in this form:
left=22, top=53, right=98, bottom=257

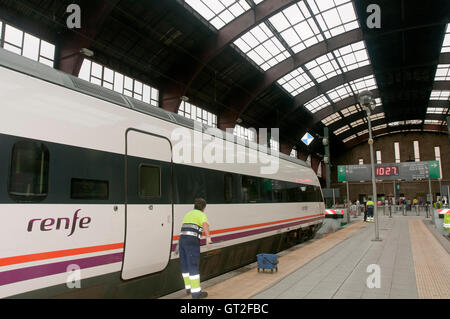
left=192, top=291, right=208, bottom=299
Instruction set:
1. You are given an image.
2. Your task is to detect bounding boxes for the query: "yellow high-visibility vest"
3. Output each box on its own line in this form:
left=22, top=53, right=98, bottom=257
left=182, top=209, right=209, bottom=227
left=444, top=213, right=450, bottom=231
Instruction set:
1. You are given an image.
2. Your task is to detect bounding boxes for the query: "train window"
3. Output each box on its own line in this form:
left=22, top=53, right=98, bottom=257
left=224, top=173, right=233, bottom=203
left=315, top=186, right=324, bottom=202
left=71, top=178, right=109, bottom=200
left=9, top=140, right=49, bottom=202
left=139, top=164, right=161, bottom=198
left=241, top=175, right=261, bottom=202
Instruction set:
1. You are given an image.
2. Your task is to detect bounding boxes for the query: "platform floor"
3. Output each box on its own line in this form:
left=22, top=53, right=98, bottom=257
left=162, top=214, right=450, bottom=299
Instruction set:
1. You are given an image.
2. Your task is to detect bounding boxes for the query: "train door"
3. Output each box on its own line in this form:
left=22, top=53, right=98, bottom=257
left=121, top=129, right=173, bottom=280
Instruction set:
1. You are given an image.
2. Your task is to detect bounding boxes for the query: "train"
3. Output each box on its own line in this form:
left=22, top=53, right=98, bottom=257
left=0, top=48, right=325, bottom=298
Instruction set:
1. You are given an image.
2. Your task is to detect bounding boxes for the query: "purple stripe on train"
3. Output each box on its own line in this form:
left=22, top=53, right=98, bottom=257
left=171, top=216, right=324, bottom=251
left=0, top=253, right=123, bottom=286
left=1, top=217, right=323, bottom=286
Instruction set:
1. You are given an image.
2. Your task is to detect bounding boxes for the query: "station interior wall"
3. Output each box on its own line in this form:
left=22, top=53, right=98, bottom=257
left=330, top=132, right=450, bottom=203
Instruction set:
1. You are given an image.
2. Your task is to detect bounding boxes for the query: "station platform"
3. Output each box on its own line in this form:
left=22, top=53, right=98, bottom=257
left=162, top=213, right=450, bottom=300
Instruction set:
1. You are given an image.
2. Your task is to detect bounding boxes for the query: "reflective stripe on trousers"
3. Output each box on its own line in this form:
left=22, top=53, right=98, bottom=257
left=189, top=274, right=201, bottom=293
left=182, top=273, right=191, bottom=290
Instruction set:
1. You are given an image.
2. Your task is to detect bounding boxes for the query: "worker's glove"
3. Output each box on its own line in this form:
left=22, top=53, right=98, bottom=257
left=206, top=237, right=213, bottom=245
left=174, top=243, right=179, bottom=256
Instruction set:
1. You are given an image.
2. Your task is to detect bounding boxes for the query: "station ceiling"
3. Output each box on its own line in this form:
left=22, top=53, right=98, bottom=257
left=0, top=0, right=449, bottom=158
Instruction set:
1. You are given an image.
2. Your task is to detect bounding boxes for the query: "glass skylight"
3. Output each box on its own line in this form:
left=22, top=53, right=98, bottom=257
left=388, top=120, right=422, bottom=127
left=305, top=52, right=342, bottom=83
left=304, top=94, right=330, bottom=113
left=350, top=118, right=365, bottom=127
left=277, top=66, right=314, bottom=96
left=334, top=125, right=350, bottom=135
left=317, top=75, right=377, bottom=106
left=333, top=41, right=370, bottom=72
left=430, top=90, right=450, bottom=100
left=343, top=135, right=357, bottom=143
left=374, top=97, right=382, bottom=107
left=424, top=119, right=441, bottom=125
left=349, top=75, right=377, bottom=94
left=356, top=129, right=369, bottom=136
left=373, top=124, right=387, bottom=130
left=184, top=0, right=252, bottom=30
left=233, top=23, right=290, bottom=71
left=307, top=0, right=359, bottom=39
left=340, top=105, right=359, bottom=117
left=370, top=112, right=385, bottom=121
left=441, top=24, right=450, bottom=53
left=434, top=64, right=450, bottom=81
left=327, top=82, right=353, bottom=102
left=321, top=112, right=342, bottom=126
left=427, top=107, right=448, bottom=114
left=406, top=120, right=423, bottom=125
left=269, top=1, right=324, bottom=54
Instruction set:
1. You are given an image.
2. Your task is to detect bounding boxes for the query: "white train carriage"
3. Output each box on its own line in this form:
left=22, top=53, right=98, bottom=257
left=0, top=48, right=324, bottom=298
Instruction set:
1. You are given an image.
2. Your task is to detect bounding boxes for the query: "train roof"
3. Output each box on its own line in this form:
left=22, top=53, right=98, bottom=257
left=0, top=48, right=312, bottom=170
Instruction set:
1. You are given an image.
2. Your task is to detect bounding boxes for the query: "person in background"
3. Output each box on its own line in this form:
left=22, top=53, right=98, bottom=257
left=366, top=198, right=375, bottom=222
left=178, top=198, right=212, bottom=299
left=350, top=201, right=357, bottom=218
left=363, top=199, right=368, bottom=222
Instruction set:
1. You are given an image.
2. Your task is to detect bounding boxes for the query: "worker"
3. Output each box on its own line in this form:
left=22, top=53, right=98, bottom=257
left=363, top=199, right=368, bottom=222
left=366, top=198, right=375, bottom=222
left=444, top=212, right=450, bottom=236
left=179, top=198, right=212, bottom=299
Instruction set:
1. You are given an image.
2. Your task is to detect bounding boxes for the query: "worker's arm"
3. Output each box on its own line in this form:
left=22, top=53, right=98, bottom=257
left=203, top=222, right=212, bottom=245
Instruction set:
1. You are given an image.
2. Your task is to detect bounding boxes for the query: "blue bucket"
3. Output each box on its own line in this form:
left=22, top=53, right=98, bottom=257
left=256, top=253, right=278, bottom=272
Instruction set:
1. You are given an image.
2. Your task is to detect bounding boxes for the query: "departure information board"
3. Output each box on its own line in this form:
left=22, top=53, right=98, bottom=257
left=338, top=161, right=440, bottom=182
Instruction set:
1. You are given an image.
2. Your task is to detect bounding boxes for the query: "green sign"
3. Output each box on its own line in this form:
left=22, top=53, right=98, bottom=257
left=428, top=160, right=441, bottom=179
left=337, top=161, right=440, bottom=181
left=338, top=165, right=347, bottom=182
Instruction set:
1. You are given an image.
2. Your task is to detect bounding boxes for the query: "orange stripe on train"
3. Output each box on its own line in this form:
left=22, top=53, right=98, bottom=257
left=172, top=213, right=324, bottom=241
left=0, top=243, right=124, bottom=267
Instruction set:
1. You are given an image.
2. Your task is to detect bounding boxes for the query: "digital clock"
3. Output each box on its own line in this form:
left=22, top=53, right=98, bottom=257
left=375, top=165, right=399, bottom=176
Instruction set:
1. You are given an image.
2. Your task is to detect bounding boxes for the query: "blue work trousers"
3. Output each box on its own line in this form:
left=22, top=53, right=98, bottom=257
left=179, top=235, right=200, bottom=277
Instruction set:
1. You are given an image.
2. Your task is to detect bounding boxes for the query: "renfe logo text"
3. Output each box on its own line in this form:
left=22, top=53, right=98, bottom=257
left=27, top=209, right=91, bottom=237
